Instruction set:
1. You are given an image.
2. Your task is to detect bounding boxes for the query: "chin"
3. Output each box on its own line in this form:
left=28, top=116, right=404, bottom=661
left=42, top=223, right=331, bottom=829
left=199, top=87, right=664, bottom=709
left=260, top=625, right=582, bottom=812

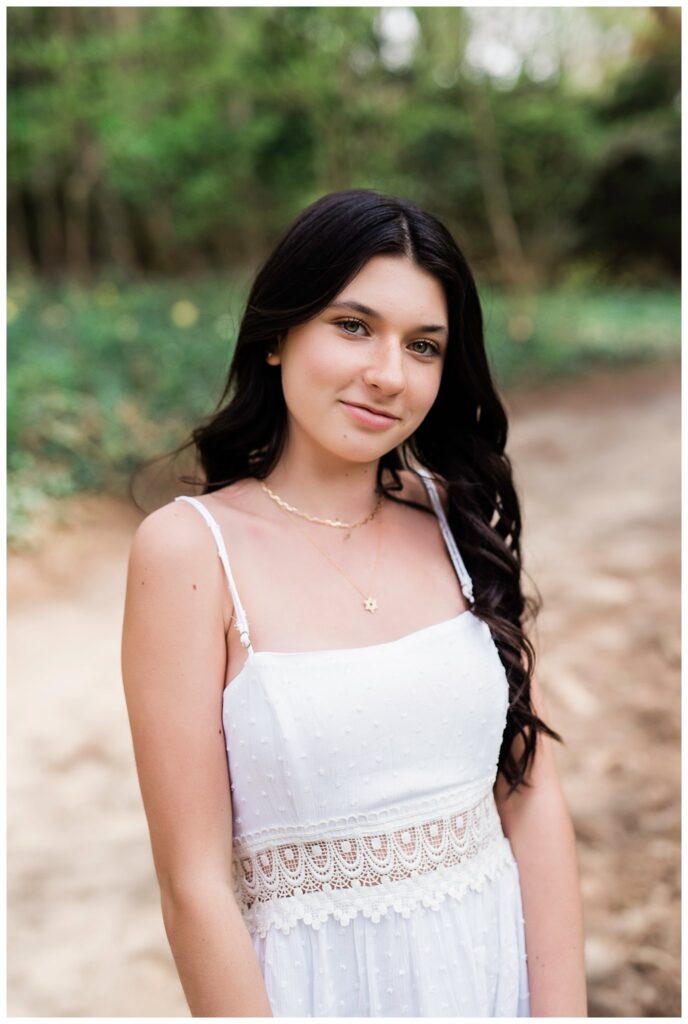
left=314, top=427, right=381, bottom=458
left=331, top=438, right=401, bottom=464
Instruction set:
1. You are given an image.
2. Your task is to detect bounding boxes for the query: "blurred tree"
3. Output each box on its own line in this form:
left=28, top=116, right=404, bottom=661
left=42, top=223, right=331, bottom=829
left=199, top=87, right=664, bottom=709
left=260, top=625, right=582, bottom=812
left=573, top=11, right=680, bottom=281
left=7, top=6, right=680, bottom=285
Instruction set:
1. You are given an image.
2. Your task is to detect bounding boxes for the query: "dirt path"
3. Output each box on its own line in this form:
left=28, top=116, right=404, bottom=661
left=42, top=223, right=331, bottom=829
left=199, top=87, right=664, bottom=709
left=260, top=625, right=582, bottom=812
left=8, top=358, right=680, bottom=1016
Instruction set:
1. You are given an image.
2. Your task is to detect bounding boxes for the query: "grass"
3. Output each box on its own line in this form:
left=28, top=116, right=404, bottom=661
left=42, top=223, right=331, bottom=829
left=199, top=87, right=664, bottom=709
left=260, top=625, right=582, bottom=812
left=8, top=272, right=680, bottom=548
left=481, top=286, right=680, bottom=386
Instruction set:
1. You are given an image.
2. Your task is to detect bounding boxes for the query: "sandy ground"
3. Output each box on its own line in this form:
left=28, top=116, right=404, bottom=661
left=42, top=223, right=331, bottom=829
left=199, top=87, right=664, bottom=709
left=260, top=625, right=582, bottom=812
left=8, top=357, right=680, bottom=1017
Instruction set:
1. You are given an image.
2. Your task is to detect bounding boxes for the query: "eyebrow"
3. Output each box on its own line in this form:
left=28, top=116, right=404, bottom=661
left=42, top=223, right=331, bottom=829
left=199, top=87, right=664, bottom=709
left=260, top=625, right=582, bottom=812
left=327, top=300, right=449, bottom=337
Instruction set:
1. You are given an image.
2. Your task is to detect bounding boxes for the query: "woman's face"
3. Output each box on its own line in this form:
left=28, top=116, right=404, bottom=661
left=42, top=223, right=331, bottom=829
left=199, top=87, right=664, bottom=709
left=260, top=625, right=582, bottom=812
left=269, top=255, right=449, bottom=465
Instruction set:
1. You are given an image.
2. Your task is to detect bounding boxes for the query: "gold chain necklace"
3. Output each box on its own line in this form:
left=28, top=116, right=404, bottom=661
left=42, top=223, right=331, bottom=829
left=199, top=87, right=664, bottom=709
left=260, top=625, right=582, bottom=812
left=261, top=481, right=385, bottom=534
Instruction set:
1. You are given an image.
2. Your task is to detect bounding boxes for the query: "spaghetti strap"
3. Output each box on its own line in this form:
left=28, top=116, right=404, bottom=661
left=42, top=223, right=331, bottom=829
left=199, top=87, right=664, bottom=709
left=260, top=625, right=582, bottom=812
left=174, top=495, right=254, bottom=652
left=416, top=470, right=475, bottom=604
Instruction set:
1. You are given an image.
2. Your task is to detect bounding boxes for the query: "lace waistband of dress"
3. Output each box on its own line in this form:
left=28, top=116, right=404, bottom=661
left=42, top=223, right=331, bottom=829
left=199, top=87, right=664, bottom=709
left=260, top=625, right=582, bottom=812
left=232, top=788, right=515, bottom=937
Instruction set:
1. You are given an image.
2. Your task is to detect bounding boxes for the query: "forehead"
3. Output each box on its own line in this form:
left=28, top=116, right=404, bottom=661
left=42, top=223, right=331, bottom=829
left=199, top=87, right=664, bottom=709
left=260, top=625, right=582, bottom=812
left=335, top=255, right=447, bottom=319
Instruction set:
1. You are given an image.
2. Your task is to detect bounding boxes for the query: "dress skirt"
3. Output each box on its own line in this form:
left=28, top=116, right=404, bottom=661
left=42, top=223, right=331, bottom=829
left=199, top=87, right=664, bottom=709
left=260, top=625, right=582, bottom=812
left=250, top=843, right=530, bottom=1017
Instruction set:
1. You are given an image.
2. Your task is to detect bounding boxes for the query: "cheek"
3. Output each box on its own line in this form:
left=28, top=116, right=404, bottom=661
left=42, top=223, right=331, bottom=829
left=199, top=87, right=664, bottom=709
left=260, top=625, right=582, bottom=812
left=280, top=336, right=344, bottom=414
left=283, top=334, right=351, bottom=393
left=411, top=365, right=443, bottom=415
left=307, top=345, right=344, bottom=387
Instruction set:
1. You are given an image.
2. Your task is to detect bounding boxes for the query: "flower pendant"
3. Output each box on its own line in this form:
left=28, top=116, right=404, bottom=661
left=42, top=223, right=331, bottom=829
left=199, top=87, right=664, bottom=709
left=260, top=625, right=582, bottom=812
left=363, top=596, right=379, bottom=613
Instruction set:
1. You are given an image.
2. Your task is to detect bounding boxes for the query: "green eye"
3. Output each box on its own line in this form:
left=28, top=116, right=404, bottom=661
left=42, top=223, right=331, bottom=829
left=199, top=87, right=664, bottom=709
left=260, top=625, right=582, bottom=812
left=409, top=339, right=441, bottom=356
left=336, top=318, right=367, bottom=335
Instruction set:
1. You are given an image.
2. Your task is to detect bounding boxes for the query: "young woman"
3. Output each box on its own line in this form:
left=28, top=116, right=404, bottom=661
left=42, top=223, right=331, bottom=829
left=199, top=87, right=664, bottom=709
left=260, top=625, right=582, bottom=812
left=122, top=189, right=587, bottom=1017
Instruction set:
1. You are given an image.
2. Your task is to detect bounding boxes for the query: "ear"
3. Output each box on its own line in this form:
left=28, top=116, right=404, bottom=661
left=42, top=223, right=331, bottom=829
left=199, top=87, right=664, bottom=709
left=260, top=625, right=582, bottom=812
left=266, top=332, right=285, bottom=366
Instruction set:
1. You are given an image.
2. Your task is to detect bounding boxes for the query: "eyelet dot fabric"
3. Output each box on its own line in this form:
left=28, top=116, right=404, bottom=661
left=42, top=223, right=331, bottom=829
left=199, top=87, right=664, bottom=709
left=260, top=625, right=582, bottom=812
left=174, top=471, right=530, bottom=1017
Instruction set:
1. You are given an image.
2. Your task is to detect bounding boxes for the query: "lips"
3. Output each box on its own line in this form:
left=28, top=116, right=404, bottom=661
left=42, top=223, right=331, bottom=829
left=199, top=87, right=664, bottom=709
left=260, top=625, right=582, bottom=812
left=341, top=401, right=399, bottom=420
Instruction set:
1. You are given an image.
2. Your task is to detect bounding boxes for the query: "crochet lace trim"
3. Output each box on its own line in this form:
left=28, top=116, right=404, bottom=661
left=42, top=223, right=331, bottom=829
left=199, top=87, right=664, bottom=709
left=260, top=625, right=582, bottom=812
left=233, top=790, right=513, bottom=937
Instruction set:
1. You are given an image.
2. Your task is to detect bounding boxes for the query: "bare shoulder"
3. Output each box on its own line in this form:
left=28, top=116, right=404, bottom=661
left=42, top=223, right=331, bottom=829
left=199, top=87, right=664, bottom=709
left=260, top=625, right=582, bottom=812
left=129, top=497, right=218, bottom=567
left=127, top=498, right=232, bottom=616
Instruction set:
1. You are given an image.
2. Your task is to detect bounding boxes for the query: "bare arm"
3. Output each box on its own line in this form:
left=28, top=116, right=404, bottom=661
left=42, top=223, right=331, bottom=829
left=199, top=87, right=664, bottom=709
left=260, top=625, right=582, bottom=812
left=494, top=673, right=588, bottom=1017
left=121, top=502, right=273, bottom=1017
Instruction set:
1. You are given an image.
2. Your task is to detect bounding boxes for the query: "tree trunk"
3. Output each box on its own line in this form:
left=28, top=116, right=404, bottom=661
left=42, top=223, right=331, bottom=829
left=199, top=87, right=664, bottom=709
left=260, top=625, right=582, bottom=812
left=95, top=185, right=138, bottom=274
left=468, top=82, right=536, bottom=292
left=63, top=136, right=101, bottom=284
left=7, top=189, right=33, bottom=274
left=36, top=185, right=64, bottom=278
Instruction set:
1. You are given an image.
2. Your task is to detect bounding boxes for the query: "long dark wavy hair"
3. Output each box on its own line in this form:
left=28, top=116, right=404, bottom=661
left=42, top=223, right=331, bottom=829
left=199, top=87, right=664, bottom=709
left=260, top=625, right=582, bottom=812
left=133, top=187, right=562, bottom=795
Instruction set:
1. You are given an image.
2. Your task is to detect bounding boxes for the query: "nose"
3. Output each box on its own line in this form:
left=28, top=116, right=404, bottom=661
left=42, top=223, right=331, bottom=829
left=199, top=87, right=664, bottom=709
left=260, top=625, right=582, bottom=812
left=362, top=340, right=406, bottom=394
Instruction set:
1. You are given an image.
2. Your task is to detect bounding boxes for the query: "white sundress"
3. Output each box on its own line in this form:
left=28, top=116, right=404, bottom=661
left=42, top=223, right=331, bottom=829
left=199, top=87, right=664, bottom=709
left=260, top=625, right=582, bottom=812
left=174, top=470, right=530, bottom=1017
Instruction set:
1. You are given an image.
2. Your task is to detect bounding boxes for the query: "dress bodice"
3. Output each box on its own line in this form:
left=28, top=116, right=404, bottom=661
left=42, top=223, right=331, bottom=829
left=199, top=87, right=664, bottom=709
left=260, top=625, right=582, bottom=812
left=221, top=610, right=507, bottom=838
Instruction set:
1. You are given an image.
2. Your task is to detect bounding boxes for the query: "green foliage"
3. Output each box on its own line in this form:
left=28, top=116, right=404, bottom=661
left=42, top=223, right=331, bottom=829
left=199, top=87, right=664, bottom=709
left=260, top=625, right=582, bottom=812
left=573, top=37, right=681, bottom=280
left=483, top=285, right=680, bottom=386
left=7, top=7, right=680, bottom=281
left=7, top=274, right=242, bottom=543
